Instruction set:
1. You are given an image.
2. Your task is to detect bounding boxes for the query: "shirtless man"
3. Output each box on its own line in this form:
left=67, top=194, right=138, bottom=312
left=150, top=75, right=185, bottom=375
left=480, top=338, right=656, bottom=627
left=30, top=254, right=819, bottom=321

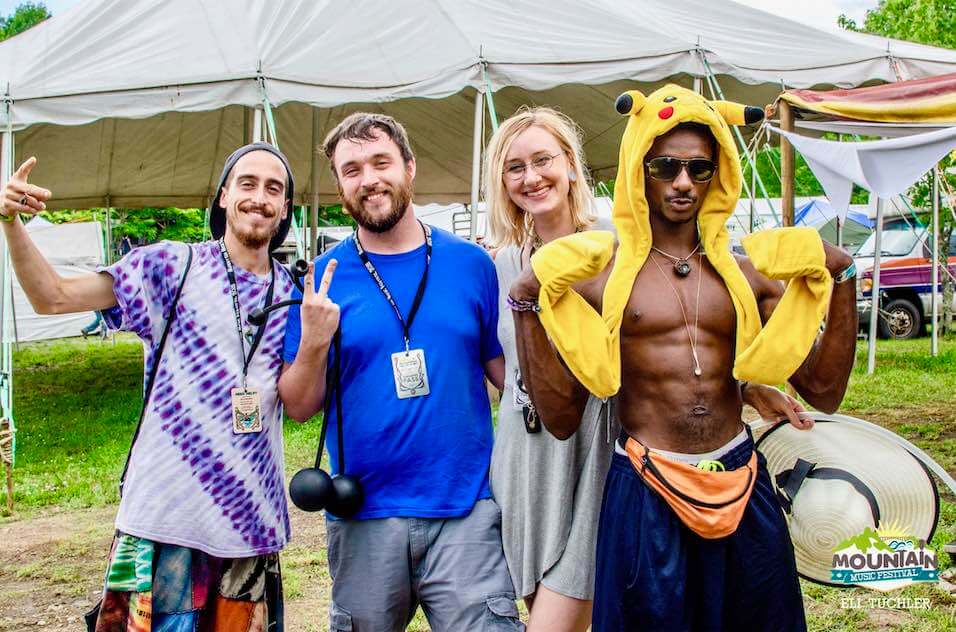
left=508, top=88, right=858, bottom=631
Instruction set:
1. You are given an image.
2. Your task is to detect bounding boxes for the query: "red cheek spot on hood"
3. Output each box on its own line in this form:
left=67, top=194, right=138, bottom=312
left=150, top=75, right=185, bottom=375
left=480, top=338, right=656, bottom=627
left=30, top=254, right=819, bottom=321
left=658, top=106, right=674, bottom=120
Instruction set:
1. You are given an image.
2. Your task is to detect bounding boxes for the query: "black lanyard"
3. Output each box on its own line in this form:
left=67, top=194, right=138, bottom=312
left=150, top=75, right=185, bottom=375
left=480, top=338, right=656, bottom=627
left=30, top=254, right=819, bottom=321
left=218, top=238, right=276, bottom=386
left=353, top=221, right=431, bottom=351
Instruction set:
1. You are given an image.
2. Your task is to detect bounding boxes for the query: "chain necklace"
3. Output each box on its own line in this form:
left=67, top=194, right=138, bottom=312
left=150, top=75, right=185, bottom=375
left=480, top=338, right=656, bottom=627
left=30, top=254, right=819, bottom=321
left=649, top=251, right=704, bottom=377
left=528, top=219, right=580, bottom=255
left=651, top=242, right=702, bottom=277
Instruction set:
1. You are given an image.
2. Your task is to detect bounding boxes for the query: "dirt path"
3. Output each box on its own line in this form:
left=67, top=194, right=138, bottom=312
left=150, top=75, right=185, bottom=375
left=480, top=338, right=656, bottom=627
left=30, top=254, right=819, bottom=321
left=0, top=506, right=333, bottom=632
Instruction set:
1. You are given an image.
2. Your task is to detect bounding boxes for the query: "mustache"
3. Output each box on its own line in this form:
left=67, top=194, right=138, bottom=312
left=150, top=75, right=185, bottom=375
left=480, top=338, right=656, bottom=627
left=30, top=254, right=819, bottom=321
left=238, top=201, right=277, bottom=217
left=360, top=186, right=391, bottom=199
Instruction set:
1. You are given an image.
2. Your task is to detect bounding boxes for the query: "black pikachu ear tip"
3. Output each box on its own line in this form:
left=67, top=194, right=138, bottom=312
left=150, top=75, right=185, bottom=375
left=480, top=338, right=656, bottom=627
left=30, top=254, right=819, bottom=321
left=744, top=106, right=765, bottom=125
left=615, top=93, right=633, bottom=115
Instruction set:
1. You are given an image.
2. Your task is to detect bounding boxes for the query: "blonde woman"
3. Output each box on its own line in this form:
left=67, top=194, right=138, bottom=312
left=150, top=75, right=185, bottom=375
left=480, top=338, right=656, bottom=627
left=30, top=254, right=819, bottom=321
left=485, top=107, right=808, bottom=631
left=485, top=107, right=614, bottom=632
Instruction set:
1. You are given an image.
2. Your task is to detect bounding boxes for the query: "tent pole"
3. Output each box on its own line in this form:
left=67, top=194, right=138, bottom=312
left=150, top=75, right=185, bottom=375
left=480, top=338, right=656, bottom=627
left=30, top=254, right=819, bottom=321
left=836, top=216, right=844, bottom=249
left=867, top=197, right=885, bottom=374
left=480, top=63, right=500, bottom=133
left=202, top=196, right=210, bottom=241
left=9, top=282, right=17, bottom=353
left=779, top=99, right=795, bottom=226
left=253, top=107, right=263, bottom=143
left=1, top=124, right=16, bottom=504
left=104, top=198, right=112, bottom=266
left=470, top=90, right=483, bottom=241
left=310, top=108, right=321, bottom=259
left=931, top=169, right=940, bottom=357
left=749, top=143, right=756, bottom=232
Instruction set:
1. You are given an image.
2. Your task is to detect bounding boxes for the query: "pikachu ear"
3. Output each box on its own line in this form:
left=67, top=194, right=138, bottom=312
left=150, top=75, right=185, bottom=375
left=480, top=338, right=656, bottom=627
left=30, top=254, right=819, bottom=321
left=614, top=90, right=646, bottom=116
left=710, top=100, right=765, bottom=126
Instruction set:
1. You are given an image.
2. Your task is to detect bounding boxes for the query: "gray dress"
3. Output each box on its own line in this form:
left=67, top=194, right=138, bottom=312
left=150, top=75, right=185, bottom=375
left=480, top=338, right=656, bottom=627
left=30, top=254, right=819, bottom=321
left=490, top=241, right=619, bottom=601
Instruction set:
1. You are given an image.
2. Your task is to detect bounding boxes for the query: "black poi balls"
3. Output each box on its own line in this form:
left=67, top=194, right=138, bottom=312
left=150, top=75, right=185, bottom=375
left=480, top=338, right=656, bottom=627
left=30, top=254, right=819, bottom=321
left=289, top=467, right=333, bottom=512
left=327, top=474, right=365, bottom=518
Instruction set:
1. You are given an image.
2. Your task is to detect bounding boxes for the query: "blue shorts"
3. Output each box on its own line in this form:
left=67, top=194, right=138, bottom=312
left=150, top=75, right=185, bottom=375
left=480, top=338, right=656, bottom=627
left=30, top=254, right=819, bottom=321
left=593, top=435, right=806, bottom=632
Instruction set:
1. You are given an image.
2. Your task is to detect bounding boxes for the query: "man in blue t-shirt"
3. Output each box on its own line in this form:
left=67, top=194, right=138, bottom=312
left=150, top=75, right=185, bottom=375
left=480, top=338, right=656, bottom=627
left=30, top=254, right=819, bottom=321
left=279, top=113, right=521, bottom=631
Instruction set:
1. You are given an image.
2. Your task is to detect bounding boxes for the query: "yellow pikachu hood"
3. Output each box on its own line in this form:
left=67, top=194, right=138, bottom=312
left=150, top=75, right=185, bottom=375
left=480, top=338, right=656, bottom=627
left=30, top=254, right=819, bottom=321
left=530, top=84, right=832, bottom=398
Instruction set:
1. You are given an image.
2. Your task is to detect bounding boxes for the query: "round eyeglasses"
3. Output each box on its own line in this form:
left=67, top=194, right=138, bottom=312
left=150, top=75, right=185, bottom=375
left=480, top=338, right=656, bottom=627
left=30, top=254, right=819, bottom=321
left=504, top=153, right=561, bottom=181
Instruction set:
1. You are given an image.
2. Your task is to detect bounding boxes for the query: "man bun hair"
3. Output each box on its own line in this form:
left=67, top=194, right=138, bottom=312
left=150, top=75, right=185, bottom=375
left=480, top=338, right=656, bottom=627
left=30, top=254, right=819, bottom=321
left=322, top=113, right=415, bottom=175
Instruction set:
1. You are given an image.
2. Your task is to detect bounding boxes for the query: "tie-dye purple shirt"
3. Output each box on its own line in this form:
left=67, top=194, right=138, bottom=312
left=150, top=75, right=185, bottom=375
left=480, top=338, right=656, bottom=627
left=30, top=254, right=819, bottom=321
left=101, top=240, right=293, bottom=557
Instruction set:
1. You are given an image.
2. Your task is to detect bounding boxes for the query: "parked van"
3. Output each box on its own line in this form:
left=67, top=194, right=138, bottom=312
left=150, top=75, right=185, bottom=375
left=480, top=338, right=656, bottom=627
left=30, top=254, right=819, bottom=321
left=857, top=218, right=956, bottom=339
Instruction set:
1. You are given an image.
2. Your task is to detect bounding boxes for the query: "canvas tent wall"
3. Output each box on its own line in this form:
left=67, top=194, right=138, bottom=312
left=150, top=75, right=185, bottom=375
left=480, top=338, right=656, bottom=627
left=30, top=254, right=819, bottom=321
left=8, top=217, right=105, bottom=342
left=2, top=0, right=956, bottom=214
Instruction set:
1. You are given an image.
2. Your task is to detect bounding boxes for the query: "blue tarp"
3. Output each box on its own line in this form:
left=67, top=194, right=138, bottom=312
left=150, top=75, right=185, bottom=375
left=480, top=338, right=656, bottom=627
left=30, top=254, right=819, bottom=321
left=794, top=199, right=873, bottom=229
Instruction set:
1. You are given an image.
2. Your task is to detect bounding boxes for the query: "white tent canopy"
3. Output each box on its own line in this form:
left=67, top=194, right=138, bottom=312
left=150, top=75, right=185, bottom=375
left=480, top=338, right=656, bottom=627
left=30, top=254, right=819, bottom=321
left=2, top=0, right=956, bottom=208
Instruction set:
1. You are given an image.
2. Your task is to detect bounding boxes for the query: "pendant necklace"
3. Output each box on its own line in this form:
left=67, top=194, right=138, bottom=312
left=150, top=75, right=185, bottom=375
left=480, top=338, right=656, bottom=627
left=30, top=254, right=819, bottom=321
left=528, top=220, right=581, bottom=256
left=651, top=242, right=702, bottom=277
left=649, top=251, right=704, bottom=377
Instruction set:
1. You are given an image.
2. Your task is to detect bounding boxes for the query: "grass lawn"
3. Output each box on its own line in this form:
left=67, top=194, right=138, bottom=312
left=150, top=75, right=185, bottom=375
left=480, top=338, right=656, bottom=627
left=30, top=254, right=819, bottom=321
left=1, top=334, right=954, bottom=630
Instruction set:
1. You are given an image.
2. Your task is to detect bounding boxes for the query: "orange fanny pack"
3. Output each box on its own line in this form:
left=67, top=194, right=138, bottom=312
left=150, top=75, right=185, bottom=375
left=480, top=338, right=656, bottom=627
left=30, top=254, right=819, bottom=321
left=624, top=437, right=757, bottom=540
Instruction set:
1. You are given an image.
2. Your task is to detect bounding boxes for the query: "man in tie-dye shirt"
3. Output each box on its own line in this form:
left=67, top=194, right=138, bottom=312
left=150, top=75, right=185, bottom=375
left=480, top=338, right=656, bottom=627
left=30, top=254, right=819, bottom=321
left=1, top=142, right=297, bottom=631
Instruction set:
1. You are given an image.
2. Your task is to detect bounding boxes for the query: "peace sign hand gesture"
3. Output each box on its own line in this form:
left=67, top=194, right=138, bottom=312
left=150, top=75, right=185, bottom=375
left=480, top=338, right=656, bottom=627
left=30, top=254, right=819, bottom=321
left=300, top=259, right=340, bottom=347
left=2, top=157, right=51, bottom=220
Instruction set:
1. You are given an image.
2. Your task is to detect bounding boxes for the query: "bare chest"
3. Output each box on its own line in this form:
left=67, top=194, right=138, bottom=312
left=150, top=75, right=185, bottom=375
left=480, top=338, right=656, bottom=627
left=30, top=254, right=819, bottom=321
left=621, top=258, right=736, bottom=339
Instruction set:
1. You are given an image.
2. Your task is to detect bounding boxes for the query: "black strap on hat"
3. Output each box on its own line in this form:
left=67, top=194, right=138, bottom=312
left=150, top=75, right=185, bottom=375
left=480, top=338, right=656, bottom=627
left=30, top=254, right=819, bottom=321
left=775, top=458, right=882, bottom=527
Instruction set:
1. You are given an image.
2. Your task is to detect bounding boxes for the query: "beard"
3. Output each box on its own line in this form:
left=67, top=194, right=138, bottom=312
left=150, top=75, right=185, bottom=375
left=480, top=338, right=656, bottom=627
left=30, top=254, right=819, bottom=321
left=342, top=175, right=413, bottom=234
left=229, top=203, right=281, bottom=250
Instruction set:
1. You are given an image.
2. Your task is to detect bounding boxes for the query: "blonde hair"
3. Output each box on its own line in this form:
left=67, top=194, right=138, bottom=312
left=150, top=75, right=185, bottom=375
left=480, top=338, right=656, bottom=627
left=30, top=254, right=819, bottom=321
left=484, top=107, right=596, bottom=248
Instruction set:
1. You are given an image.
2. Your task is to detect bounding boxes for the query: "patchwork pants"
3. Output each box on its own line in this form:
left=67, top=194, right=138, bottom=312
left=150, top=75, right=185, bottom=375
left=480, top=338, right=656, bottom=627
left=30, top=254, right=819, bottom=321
left=88, top=533, right=282, bottom=632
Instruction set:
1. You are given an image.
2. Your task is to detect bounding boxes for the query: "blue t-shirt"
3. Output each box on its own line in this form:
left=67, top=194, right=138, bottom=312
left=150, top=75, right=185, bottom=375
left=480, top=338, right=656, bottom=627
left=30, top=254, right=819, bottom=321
left=283, top=227, right=503, bottom=520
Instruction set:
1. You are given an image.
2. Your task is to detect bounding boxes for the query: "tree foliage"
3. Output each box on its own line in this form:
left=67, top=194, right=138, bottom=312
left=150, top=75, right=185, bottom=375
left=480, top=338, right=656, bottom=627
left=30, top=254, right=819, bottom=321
left=839, top=0, right=956, bottom=50
left=0, top=2, right=49, bottom=41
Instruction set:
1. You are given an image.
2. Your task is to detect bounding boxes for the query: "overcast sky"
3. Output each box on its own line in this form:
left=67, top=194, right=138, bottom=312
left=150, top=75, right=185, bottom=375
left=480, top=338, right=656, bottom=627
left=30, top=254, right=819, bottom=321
left=733, top=0, right=877, bottom=30
left=0, top=0, right=79, bottom=18
left=0, top=0, right=879, bottom=33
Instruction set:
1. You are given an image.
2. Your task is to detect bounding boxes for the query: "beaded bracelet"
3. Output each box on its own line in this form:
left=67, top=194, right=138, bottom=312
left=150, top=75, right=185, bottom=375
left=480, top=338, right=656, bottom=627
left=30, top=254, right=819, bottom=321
left=507, top=294, right=541, bottom=313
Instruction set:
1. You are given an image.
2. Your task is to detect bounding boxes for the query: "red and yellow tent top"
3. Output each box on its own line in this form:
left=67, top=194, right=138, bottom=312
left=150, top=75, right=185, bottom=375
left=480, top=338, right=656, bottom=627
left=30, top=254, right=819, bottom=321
left=778, top=72, right=956, bottom=124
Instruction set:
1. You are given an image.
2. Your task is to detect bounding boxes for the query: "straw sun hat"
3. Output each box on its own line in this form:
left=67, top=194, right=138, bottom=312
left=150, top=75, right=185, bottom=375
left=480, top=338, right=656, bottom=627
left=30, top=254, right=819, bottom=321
left=753, top=413, right=940, bottom=587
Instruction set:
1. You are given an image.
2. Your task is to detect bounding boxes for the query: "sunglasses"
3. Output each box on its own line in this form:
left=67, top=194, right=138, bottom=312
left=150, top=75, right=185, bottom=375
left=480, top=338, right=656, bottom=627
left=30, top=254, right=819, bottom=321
left=644, top=157, right=717, bottom=183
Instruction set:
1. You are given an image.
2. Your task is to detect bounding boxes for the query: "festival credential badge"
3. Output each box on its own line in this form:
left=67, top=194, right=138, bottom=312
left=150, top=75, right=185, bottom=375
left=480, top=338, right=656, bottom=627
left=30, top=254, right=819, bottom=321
left=231, top=387, right=262, bottom=434
left=391, top=349, right=430, bottom=399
